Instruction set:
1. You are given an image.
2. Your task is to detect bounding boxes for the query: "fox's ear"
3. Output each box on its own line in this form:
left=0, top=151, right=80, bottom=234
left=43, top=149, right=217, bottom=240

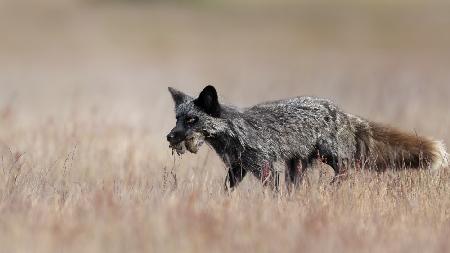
left=168, top=87, right=189, bottom=107
left=194, top=85, right=221, bottom=117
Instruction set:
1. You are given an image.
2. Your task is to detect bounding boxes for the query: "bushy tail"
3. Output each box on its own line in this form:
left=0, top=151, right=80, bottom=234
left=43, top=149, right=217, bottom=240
left=355, top=120, right=448, bottom=170
left=429, top=140, right=449, bottom=170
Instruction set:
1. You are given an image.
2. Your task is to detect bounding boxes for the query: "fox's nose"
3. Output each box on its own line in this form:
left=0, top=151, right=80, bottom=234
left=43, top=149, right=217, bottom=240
left=167, top=127, right=186, bottom=144
left=167, top=132, right=176, bottom=142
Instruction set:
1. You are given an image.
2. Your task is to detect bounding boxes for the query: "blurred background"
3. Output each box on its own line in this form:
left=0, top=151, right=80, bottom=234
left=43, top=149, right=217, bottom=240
left=2, top=2, right=450, bottom=252
left=1, top=0, right=449, bottom=168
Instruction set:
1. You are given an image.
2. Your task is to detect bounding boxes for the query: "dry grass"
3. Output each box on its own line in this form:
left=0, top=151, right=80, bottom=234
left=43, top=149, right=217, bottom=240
left=1, top=1, right=450, bottom=252
left=0, top=119, right=449, bottom=253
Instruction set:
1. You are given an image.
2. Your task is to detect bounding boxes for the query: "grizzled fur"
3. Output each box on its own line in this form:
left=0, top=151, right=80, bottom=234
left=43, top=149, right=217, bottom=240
left=167, top=86, right=449, bottom=191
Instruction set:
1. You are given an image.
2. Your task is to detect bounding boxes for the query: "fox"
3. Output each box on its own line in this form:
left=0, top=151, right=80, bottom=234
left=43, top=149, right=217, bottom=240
left=166, top=85, right=448, bottom=191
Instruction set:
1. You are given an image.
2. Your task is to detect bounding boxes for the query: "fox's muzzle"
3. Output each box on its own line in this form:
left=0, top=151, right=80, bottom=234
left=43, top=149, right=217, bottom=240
left=166, top=127, right=186, bottom=145
left=167, top=126, right=206, bottom=155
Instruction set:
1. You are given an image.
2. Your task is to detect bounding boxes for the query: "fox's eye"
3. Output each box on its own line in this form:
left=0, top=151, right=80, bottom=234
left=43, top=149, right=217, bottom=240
left=186, top=116, right=198, bottom=125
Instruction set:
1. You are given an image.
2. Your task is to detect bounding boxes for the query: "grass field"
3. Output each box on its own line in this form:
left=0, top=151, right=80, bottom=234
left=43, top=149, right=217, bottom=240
left=1, top=1, right=450, bottom=252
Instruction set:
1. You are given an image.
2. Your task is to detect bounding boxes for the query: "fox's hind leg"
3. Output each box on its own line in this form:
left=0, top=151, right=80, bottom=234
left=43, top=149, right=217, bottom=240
left=315, top=143, right=349, bottom=184
left=285, top=159, right=309, bottom=192
left=319, top=152, right=348, bottom=184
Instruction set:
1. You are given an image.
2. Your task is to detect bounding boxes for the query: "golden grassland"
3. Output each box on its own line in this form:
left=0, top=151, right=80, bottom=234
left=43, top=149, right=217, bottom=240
left=1, top=2, right=450, bottom=252
left=0, top=116, right=449, bottom=253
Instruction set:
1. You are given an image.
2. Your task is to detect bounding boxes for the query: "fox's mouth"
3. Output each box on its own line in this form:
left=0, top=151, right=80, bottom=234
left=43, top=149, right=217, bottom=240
left=170, top=141, right=187, bottom=155
left=169, top=133, right=205, bottom=155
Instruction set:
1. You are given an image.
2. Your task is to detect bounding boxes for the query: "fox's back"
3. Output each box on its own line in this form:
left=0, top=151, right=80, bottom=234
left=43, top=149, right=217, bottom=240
left=245, top=96, right=341, bottom=124
left=238, top=96, right=351, bottom=159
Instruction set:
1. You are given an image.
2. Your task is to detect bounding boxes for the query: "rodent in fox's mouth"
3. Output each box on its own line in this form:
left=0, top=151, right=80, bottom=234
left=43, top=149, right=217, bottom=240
left=170, top=135, right=205, bottom=155
left=170, top=141, right=186, bottom=155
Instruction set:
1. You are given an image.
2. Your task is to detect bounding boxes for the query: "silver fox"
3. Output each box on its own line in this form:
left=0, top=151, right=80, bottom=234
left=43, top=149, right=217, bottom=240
left=167, top=85, right=448, bottom=191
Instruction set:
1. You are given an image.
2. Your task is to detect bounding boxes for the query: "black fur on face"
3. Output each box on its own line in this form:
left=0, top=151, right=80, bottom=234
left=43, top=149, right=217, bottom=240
left=167, top=113, right=206, bottom=154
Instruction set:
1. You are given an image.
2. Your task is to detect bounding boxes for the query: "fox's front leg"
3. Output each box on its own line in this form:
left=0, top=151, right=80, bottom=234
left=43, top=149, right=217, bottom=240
left=260, top=161, right=280, bottom=192
left=224, top=164, right=247, bottom=192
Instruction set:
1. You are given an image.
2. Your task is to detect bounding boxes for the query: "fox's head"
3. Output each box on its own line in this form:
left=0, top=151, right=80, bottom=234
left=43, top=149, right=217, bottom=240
left=167, top=85, right=225, bottom=155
